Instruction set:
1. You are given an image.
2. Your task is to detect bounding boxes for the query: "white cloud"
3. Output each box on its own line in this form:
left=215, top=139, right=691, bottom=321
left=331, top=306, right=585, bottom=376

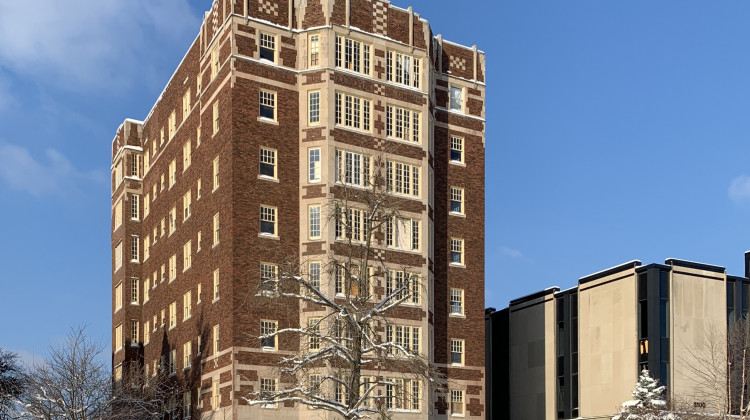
left=499, top=246, right=524, bottom=259
left=0, top=0, right=199, bottom=91
left=0, top=142, right=104, bottom=196
left=729, top=175, right=750, bottom=204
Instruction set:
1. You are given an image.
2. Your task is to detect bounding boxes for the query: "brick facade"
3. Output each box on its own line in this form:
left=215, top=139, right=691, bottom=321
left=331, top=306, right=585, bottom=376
left=111, top=0, right=486, bottom=418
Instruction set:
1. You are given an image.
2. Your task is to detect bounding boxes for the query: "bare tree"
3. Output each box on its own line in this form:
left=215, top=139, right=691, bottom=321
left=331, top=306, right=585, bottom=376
left=242, top=147, right=440, bottom=419
left=0, top=348, right=25, bottom=420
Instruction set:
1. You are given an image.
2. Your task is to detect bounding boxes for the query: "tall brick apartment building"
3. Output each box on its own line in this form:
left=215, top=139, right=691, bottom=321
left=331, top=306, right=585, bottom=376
left=110, top=0, right=486, bottom=418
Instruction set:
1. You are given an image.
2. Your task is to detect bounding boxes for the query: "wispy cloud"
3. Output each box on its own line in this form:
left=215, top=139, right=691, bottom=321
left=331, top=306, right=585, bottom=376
left=729, top=175, right=750, bottom=204
left=499, top=246, right=524, bottom=259
left=0, top=0, right=199, bottom=92
left=0, top=142, right=104, bottom=196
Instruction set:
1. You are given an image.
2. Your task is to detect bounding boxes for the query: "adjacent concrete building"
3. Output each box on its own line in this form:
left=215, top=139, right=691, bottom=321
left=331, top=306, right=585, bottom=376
left=111, top=0, right=486, bottom=418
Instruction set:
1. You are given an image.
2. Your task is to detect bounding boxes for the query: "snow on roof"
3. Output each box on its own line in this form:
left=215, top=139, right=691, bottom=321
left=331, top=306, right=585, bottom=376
left=664, top=258, right=725, bottom=271
left=579, top=260, right=641, bottom=281
left=440, top=38, right=485, bottom=54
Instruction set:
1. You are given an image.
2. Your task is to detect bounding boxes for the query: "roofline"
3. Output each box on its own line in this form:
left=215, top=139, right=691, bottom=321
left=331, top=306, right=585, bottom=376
left=664, top=258, right=725, bottom=274
left=728, top=275, right=748, bottom=282
left=579, top=260, right=641, bottom=284
left=509, top=287, right=560, bottom=306
left=635, top=263, right=671, bottom=273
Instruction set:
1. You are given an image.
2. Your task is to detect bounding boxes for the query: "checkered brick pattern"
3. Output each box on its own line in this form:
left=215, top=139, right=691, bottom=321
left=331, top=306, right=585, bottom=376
left=374, top=84, right=385, bottom=96
left=211, top=1, right=219, bottom=33
left=259, top=0, right=280, bottom=17
left=450, top=56, right=467, bottom=71
left=373, top=1, right=388, bottom=36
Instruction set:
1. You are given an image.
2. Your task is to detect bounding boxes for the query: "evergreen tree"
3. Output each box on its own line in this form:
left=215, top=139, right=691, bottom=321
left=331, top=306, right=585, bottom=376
left=613, top=369, right=679, bottom=420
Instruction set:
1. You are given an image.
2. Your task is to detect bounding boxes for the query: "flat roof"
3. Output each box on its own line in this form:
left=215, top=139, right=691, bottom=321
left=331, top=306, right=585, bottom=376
left=579, top=260, right=641, bottom=284
left=664, top=258, right=725, bottom=274
left=509, top=287, right=559, bottom=306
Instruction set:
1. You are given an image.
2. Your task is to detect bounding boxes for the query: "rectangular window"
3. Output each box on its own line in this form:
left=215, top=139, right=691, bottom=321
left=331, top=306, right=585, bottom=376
left=335, top=208, right=368, bottom=242
left=335, top=149, right=370, bottom=187
left=386, top=160, right=420, bottom=197
left=450, top=288, right=464, bottom=316
left=183, top=140, right=191, bottom=171
left=169, top=207, right=176, bottom=235
left=259, top=147, right=277, bottom=178
left=260, top=205, right=277, bottom=236
left=169, top=302, right=177, bottom=329
left=450, top=238, right=464, bottom=266
left=144, top=150, right=150, bottom=172
left=386, top=105, right=420, bottom=143
left=130, top=194, right=139, bottom=220
left=386, top=325, right=420, bottom=355
left=143, top=279, right=149, bottom=302
left=160, top=173, right=165, bottom=191
left=183, top=241, right=192, bottom=271
left=213, top=213, right=220, bottom=245
left=131, top=320, right=139, bottom=344
left=197, top=179, right=202, bottom=199
left=309, top=34, right=320, bottom=67
left=130, top=235, right=139, bottom=262
left=386, top=217, right=420, bottom=252
left=308, top=148, right=321, bottom=183
left=451, top=390, right=465, bottom=416
left=386, top=270, right=420, bottom=305
left=308, top=205, right=321, bottom=240
left=144, top=322, right=150, bottom=344
left=211, top=47, right=219, bottom=79
left=213, top=325, right=220, bottom=354
left=308, top=317, right=321, bottom=350
left=169, top=160, right=176, bottom=188
left=335, top=92, right=371, bottom=131
left=183, top=191, right=192, bottom=220
left=169, top=254, right=177, bottom=281
left=169, top=349, right=176, bottom=374
left=213, top=156, right=219, bottom=190
left=183, top=291, right=192, bottom=320
left=260, top=263, right=277, bottom=283
left=168, top=110, right=176, bottom=139
left=450, top=339, right=464, bottom=365
left=309, top=261, right=321, bottom=290
left=196, top=125, right=201, bottom=147
left=183, top=341, right=192, bottom=368
left=212, top=379, right=220, bottom=409
left=160, top=128, right=165, bottom=146
left=143, top=193, right=150, bottom=218
left=213, top=269, right=220, bottom=301
left=450, top=85, right=464, bottom=111
left=386, top=378, right=420, bottom=411
left=115, top=282, right=122, bottom=311
left=115, top=324, right=122, bottom=351
left=260, top=378, right=278, bottom=408
left=114, top=199, right=122, bottom=229
left=197, top=231, right=202, bottom=251
left=259, top=32, right=276, bottom=62
left=182, top=89, right=191, bottom=119
left=259, top=90, right=276, bottom=120
left=450, top=187, right=464, bottom=214
left=143, top=236, right=150, bottom=261
left=130, top=278, right=139, bottom=304
left=160, top=218, right=165, bottom=237
left=386, top=50, right=421, bottom=88
left=260, top=320, right=278, bottom=349
left=115, top=241, right=122, bottom=270
left=335, top=35, right=370, bottom=75
left=308, top=91, right=320, bottom=124
left=160, top=264, right=166, bottom=283
left=212, top=101, right=219, bottom=134
left=197, top=283, right=202, bottom=304
left=450, top=136, right=464, bottom=163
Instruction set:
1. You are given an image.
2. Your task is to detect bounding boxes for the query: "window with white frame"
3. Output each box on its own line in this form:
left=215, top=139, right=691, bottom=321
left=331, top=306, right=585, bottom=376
left=386, top=51, right=421, bottom=88
left=335, top=208, right=368, bottom=242
left=259, top=90, right=276, bottom=120
left=259, top=205, right=277, bottom=236
left=308, top=205, right=321, bottom=240
left=213, top=156, right=219, bottom=190
left=160, top=173, right=165, bottom=191
left=197, top=125, right=201, bottom=147
left=160, top=128, right=165, bottom=146
left=308, top=148, right=321, bottom=183
left=308, top=261, right=321, bottom=290
left=183, top=341, right=192, bottom=368
left=335, top=35, right=370, bottom=75
left=169, top=302, right=177, bottom=329
left=450, top=288, right=464, bottom=316
left=144, top=150, right=150, bottom=172
left=197, top=179, right=202, bottom=199
left=386, top=270, right=420, bottom=305
left=260, top=263, right=277, bottom=295
left=169, top=207, right=176, bottom=235
left=259, top=32, right=276, bottom=62
left=197, top=231, right=202, bottom=251
left=131, top=235, right=139, bottom=262
left=450, top=238, right=464, bottom=265
left=451, top=390, right=465, bottom=416
left=386, top=324, right=420, bottom=355
left=212, top=379, right=220, bottom=409
left=308, top=91, right=320, bottom=124
left=130, top=278, right=139, bottom=304
left=143, top=236, right=150, bottom=261
left=450, top=339, right=464, bottom=365
left=144, top=193, right=150, bottom=218
left=183, top=191, right=192, bottom=220
left=168, top=111, right=176, bottom=139
left=130, top=194, right=139, bottom=220
left=450, top=85, right=464, bottom=111
left=450, top=135, right=464, bottom=163
left=160, top=264, right=166, bottom=283
left=143, top=279, right=149, bottom=302
left=144, top=321, right=150, bottom=344
left=335, top=149, right=370, bottom=187
left=335, top=92, right=371, bottom=131
left=197, top=283, right=202, bottom=304
left=183, top=241, right=192, bottom=271
left=386, top=217, right=420, bottom=252
left=386, top=105, right=420, bottom=142
left=334, top=264, right=369, bottom=298
left=211, top=47, right=219, bottom=79
left=114, top=199, right=122, bottom=229
left=131, top=320, right=139, bottom=344
left=115, top=324, right=122, bottom=351
left=115, top=283, right=122, bottom=311
left=213, top=269, right=220, bottom=301
left=259, top=147, right=277, bottom=178
left=386, top=378, right=420, bottom=411
left=450, top=187, right=464, bottom=214
left=260, top=320, right=277, bottom=350
left=309, top=374, right=322, bottom=397
left=183, top=140, right=191, bottom=171
left=309, top=34, right=320, bottom=67
left=182, top=89, right=191, bottom=120
left=115, top=241, right=122, bottom=270
left=160, top=218, right=165, bottom=237
left=260, top=378, right=278, bottom=408
left=169, top=160, right=176, bottom=188
left=183, top=291, right=192, bottom=320
left=335, top=380, right=350, bottom=406
left=169, top=254, right=177, bottom=281
left=213, top=213, right=220, bottom=245
left=386, top=160, right=420, bottom=197
left=308, top=317, right=321, bottom=350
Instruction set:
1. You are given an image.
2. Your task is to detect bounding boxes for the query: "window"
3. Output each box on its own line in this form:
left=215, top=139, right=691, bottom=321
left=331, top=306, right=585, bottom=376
left=114, top=241, right=123, bottom=270
left=169, top=160, right=176, bottom=188
left=308, top=317, right=321, bottom=350
left=115, top=324, right=122, bottom=351
left=335, top=35, right=370, bottom=75
left=450, top=85, right=464, bottom=111
left=130, top=278, right=139, bottom=304
left=386, top=50, right=420, bottom=88
left=160, top=173, right=165, bottom=191
left=260, top=320, right=278, bottom=349
left=309, top=34, right=320, bottom=67
left=169, top=302, right=177, bottom=329
left=451, top=390, right=465, bottom=416
left=213, top=325, right=220, bottom=354
left=183, top=141, right=191, bottom=171
left=144, top=150, right=150, bottom=172
left=386, top=105, right=420, bottom=142
left=161, top=264, right=166, bottom=283
left=114, top=199, right=122, bottom=229
left=197, top=179, right=202, bottom=199
left=131, top=320, right=139, bottom=344
left=260, top=205, right=277, bottom=236
left=386, top=378, right=420, bottom=411
left=213, top=269, right=220, bottom=301
left=183, top=241, right=192, bottom=271
left=212, top=102, right=219, bottom=134
left=169, top=111, right=176, bottom=139
left=197, top=231, right=202, bottom=251
left=169, top=207, right=176, bottom=235
left=213, top=157, right=219, bottom=190
left=335, top=149, right=370, bottom=187
left=259, top=32, right=276, bottom=62
left=308, top=148, right=321, bottom=183
left=160, top=128, right=165, bottom=146
left=213, top=213, right=220, bottom=245
left=450, top=238, right=464, bottom=266
left=169, top=254, right=177, bottom=282
left=259, top=90, right=276, bottom=120
left=144, top=322, right=150, bottom=344
left=308, top=91, right=320, bottom=124
left=197, top=283, right=202, bottom=304
left=450, top=136, right=464, bottom=163
left=212, top=379, right=220, bottom=409
left=182, top=191, right=192, bottom=220
left=450, top=339, right=464, bottom=365
left=130, top=235, right=139, bottom=262
left=182, top=89, right=191, bottom=119
left=450, top=187, right=464, bottom=214
left=211, top=46, right=219, bottom=79
left=160, top=309, right=165, bottom=327
left=115, top=283, right=123, bottom=312
left=183, top=391, right=192, bottom=418
left=309, top=261, right=321, bottom=290
left=130, top=194, right=139, bottom=220
left=183, top=341, right=192, bottom=368
left=143, top=193, right=150, bottom=218
left=308, top=205, right=321, bottom=240
left=259, top=147, right=277, bottom=178
left=260, top=378, right=278, bottom=408
left=335, top=208, right=368, bottom=242
left=386, top=217, right=420, bottom=252
left=143, top=236, right=150, bottom=261
left=196, top=125, right=201, bottom=147
left=169, top=349, right=176, bottom=374
left=260, top=263, right=277, bottom=284
left=386, top=161, right=420, bottom=197
left=386, top=270, right=420, bottom=305
left=143, top=279, right=149, bottom=302
left=386, top=324, right=420, bottom=355
left=183, top=291, right=192, bottom=320
left=450, top=288, right=464, bottom=316
left=160, top=218, right=165, bottom=237
left=335, top=92, right=371, bottom=131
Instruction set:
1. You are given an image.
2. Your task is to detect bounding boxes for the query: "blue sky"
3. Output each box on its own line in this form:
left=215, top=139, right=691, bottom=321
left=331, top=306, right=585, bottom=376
left=2, top=0, right=750, bottom=358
